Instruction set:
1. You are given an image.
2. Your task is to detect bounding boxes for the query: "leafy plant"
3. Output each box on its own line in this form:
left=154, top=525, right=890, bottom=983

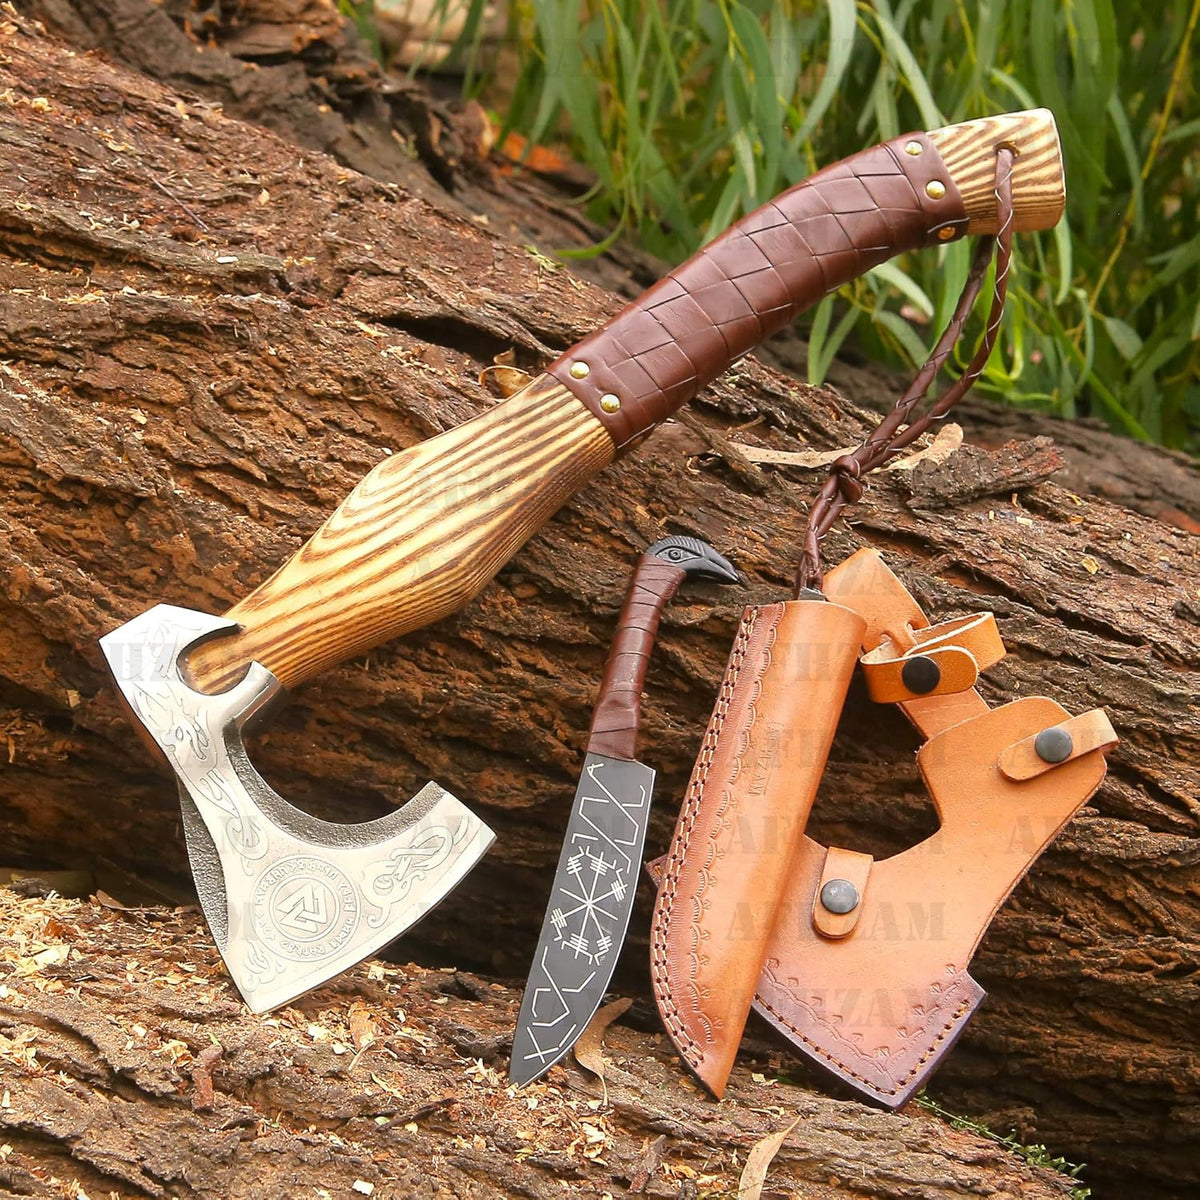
left=424, top=0, right=1198, bottom=449
left=339, top=0, right=385, bottom=62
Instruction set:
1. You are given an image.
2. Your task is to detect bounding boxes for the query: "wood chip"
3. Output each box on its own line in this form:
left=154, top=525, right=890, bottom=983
left=732, top=443, right=846, bottom=468
left=348, top=1001, right=376, bottom=1051
left=190, top=1043, right=222, bottom=1111
left=884, top=422, right=963, bottom=470
left=737, top=1115, right=801, bottom=1200
left=731, top=423, right=961, bottom=472
left=572, top=997, right=631, bottom=1103
left=629, top=1134, right=667, bottom=1193
left=478, top=364, right=532, bottom=398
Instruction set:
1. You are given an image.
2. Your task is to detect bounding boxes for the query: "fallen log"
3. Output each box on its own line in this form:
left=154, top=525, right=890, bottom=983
left=0, top=888, right=1084, bottom=1199
left=0, top=10, right=1196, bottom=1198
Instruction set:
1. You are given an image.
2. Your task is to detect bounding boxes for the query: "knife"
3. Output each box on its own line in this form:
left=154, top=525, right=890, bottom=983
left=510, top=535, right=739, bottom=1085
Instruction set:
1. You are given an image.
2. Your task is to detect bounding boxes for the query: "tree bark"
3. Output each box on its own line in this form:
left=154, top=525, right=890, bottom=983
left=0, top=888, right=1083, bottom=1200
left=0, top=8, right=1196, bottom=1199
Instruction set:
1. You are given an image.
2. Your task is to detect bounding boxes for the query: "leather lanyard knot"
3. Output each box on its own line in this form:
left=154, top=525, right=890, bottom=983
left=795, top=146, right=1016, bottom=594
left=830, top=454, right=865, bottom=503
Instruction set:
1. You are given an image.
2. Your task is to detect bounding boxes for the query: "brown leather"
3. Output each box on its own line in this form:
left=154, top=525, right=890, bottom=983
left=547, top=132, right=968, bottom=450
left=586, top=555, right=686, bottom=761
left=795, top=148, right=1014, bottom=589
left=649, top=598, right=866, bottom=1098
left=999, top=708, right=1118, bottom=781
left=861, top=612, right=1004, bottom=703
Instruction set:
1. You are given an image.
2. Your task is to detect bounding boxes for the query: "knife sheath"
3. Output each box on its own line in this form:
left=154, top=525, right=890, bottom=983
left=650, top=597, right=866, bottom=1097
left=646, top=549, right=1117, bottom=1106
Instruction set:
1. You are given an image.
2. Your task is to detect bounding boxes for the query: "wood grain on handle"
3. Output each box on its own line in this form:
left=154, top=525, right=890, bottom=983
left=187, top=376, right=613, bottom=692
left=927, top=108, right=1065, bottom=234
left=585, top=556, right=686, bottom=762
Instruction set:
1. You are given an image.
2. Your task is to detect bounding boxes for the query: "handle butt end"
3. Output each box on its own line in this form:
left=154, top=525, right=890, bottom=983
left=928, top=108, right=1065, bottom=234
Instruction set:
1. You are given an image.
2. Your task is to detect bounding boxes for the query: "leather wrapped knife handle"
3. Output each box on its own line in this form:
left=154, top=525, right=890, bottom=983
left=187, top=110, right=1063, bottom=693
left=586, top=555, right=687, bottom=762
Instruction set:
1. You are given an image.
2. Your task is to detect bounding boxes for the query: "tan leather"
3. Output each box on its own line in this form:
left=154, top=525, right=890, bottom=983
left=999, top=708, right=1118, bottom=780
left=822, top=550, right=990, bottom=741
left=862, top=644, right=978, bottom=702
left=861, top=612, right=1004, bottom=704
left=822, top=547, right=930, bottom=649
left=648, top=548, right=1116, bottom=1106
left=649, top=598, right=866, bottom=1098
left=913, top=612, right=1005, bottom=666
left=753, top=694, right=1108, bottom=1106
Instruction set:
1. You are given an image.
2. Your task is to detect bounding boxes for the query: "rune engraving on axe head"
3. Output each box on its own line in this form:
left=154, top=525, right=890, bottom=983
left=101, top=605, right=494, bottom=1013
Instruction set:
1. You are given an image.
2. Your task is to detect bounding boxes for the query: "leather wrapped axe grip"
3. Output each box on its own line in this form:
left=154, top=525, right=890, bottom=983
left=649, top=598, right=866, bottom=1097
left=548, top=111, right=1064, bottom=449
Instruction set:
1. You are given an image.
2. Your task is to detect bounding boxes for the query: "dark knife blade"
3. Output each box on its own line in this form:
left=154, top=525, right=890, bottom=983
left=510, top=535, right=738, bottom=1086
left=510, top=752, right=655, bottom=1085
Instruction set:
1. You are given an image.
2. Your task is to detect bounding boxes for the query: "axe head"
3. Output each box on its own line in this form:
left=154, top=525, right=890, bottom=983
left=99, top=605, right=495, bottom=1013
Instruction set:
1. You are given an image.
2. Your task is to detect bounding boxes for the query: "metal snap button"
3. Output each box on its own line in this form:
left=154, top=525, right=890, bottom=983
left=820, top=878, right=860, bottom=914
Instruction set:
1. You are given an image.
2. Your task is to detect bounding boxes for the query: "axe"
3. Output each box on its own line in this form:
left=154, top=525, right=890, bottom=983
left=99, top=109, right=1066, bottom=1011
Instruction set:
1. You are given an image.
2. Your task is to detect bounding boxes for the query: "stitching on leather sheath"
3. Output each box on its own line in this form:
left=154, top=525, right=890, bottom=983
left=651, top=607, right=758, bottom=1062
left=756, top=990, right=972, bottom=1096
left=681, top=619, right=774, bottom=1049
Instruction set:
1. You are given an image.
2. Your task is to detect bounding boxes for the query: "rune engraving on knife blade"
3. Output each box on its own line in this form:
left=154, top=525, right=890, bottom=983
left=519, top=758, right=650, bottom=1067
left=511, top=535, right=740, bottom=1085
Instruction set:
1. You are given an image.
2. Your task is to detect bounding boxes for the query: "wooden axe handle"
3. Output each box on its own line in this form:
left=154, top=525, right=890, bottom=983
left=188, top=376, right=612, bottom=691
left=187, top=110, right=1064, bottom=693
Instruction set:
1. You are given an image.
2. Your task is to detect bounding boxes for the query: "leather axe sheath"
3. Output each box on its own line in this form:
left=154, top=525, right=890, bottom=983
left=747, top=549, right=1116, bottom=1106
left=648, top=550, right=1117, bottom=1105
left=649, top=595, right=865, bottom=1097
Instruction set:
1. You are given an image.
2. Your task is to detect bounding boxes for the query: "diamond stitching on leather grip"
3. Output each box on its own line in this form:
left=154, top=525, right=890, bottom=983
left=546, top=134, right=954, bottom=445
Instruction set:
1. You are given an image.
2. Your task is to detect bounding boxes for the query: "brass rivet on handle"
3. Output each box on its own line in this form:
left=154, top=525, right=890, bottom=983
left=599, top=393, right=621, bottom=413
left=938, top=225, right=957, bottom=240
left=904, top=140, right=923, bottom=156
left=926, top=180, right=947, bottom=199
left=569, top=361, right=590, bottom=379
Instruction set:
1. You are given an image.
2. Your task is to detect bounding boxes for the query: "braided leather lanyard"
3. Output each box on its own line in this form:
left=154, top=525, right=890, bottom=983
left=795, top=146, right=1016, bottom=593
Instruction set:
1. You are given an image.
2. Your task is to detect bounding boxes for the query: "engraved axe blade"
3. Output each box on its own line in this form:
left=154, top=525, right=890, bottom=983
left=99, top=604, right=495, bottom=1013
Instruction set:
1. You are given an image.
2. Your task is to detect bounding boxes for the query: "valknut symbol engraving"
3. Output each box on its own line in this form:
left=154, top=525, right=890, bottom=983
left=254, top=856, right=361, bottom=962
left=277, top=881, right=328, bottom=935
